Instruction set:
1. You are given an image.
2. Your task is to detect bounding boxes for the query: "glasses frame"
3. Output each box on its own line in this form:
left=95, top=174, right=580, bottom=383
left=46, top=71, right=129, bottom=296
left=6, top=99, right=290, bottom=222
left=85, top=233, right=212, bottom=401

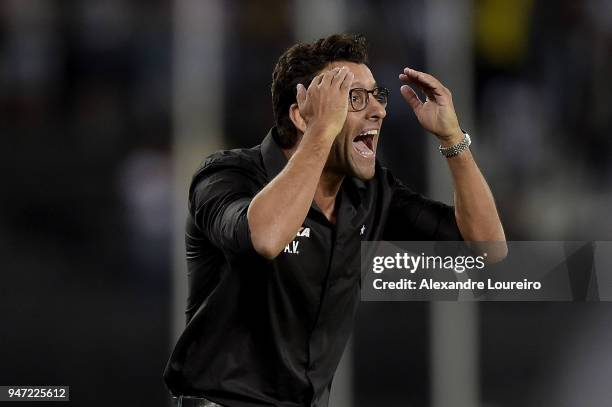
left=348, top=87, right=389, bottom=112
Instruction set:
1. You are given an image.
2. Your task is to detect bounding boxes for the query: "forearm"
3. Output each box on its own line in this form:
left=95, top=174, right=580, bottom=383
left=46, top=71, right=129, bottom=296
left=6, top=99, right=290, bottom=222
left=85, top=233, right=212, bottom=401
left=399, top=67, right=506, bottom=258
left=445, top=146, right=506, bottom=251
left=247, top=127, right=334, bottom=259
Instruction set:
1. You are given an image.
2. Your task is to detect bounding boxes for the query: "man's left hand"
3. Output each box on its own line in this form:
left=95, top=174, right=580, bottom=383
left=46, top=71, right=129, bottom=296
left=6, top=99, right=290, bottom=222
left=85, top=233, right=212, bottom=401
left=399, top=67, right=463, bottom=146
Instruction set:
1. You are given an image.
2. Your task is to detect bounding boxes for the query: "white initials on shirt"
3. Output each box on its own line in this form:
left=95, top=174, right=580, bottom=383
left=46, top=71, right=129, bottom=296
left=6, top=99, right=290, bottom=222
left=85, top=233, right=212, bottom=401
left=283, top=226, right=310, bottom=255
left=284, top=241, right=300, bottom=254
left=297, top=227, right=310, bottom=237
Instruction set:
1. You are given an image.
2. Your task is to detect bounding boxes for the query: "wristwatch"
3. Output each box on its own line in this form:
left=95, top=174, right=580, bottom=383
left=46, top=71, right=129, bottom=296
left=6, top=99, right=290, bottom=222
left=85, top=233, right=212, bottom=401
left=439, top=132, right=471, bottom=158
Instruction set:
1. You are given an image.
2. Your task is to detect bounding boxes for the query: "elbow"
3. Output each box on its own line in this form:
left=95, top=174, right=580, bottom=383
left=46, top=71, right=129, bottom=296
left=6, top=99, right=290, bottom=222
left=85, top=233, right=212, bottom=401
left=458, top=217, right=508, bottom=263
left=251, top=236, right=283, bottom=260
left=466, top=239, right=507, bottom=264
left=488, top=226, right=508, bottom=263
left=247, top=213, right=285, bottom=260
left=486, top=241, right=508, bottom=264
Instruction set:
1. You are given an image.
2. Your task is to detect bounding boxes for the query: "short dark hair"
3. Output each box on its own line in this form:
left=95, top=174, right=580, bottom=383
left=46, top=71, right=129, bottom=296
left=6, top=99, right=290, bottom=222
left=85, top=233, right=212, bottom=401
left=271, top=33, right=369, bottom=148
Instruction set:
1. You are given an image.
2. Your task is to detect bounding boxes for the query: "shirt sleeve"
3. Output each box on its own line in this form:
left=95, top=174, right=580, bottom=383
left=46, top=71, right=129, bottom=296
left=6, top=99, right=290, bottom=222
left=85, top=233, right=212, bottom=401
left=189, top=167, right=257, bottom=256
left=383, top=176, right=463, bottom=241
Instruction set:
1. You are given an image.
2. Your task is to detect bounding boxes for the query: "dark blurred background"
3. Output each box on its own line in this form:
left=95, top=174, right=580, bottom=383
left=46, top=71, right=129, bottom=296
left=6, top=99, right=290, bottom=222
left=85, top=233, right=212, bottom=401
left=1, top=0, right=611, bottom=406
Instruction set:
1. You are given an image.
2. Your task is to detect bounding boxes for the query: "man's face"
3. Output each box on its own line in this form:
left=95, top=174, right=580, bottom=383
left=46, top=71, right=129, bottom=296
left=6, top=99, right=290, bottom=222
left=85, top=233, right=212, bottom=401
left=324, top=61, right=387, bottom=180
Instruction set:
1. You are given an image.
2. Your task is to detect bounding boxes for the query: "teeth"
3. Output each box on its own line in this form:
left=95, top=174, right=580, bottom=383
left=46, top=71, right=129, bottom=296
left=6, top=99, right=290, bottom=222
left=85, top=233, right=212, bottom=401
left=353, top=129, right=377, bottom=159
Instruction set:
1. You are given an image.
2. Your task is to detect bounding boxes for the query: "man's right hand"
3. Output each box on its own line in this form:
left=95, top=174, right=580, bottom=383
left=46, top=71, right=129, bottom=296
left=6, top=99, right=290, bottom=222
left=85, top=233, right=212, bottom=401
left=296, top=66, right=354, bottom=142
left=248, top=66, right=353, bottom=260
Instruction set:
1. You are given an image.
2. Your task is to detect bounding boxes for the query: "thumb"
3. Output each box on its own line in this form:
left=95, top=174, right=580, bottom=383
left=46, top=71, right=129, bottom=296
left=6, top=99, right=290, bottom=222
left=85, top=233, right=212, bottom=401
left=400, top=85, right=422, bottom=112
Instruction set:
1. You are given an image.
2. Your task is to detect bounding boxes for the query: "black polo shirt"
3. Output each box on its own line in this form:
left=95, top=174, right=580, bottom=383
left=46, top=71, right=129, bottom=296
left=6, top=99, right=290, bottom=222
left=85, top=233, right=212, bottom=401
left=164, top=128, right=462, bottom=407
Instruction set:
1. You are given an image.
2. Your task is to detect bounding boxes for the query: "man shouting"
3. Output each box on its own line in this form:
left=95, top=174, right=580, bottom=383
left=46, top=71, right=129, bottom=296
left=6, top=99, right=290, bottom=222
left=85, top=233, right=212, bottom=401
left=164, top=33, right=506, bottom=407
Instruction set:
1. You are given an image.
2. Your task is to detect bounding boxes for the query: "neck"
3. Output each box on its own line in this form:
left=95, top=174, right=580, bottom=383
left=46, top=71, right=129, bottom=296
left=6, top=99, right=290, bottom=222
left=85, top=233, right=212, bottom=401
left=315, top=169, right=344, bottom=224
left=316, top=169, right=343, bottom=197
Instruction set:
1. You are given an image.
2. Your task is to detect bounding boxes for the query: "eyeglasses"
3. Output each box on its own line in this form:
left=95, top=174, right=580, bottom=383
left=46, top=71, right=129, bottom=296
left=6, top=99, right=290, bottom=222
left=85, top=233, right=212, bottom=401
left=349, top=87, right=389, bottom=112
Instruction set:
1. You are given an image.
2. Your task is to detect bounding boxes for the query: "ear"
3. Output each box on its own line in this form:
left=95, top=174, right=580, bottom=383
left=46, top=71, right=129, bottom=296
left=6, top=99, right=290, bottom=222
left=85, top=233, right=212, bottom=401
left=288, top=103, right=307, bottom=135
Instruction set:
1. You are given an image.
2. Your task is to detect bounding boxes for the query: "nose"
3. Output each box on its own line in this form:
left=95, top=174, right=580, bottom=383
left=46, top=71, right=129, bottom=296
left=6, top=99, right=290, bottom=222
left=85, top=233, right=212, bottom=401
left=366, top=95, right=387, bottom=120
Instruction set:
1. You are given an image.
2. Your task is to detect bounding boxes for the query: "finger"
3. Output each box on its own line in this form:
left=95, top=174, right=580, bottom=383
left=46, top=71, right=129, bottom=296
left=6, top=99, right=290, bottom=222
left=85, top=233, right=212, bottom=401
left=322, top=68, right=341, bottom=87
left=332, top=66, right=348, bottom=87
left=296, top=83, right=306, bottom=107
left=320, top=68, right=340, bottom=87
left=400, top=72, right=437, bottom=102
left=334, top=66, right=353, bottom=89
left=402, top=67, right=446, bottom=97
left=310, top=73, right=325, bottom=88
left=400, top=84, right=423, bottom=112
left=340, top=70, right=354, bottom=91
left=402, top=67, right=440, bottom=88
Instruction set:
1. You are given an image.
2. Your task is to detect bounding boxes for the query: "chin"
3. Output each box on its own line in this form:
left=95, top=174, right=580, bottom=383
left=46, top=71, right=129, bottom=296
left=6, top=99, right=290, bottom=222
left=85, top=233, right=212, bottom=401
left=352, top=166, right=376, bottom=181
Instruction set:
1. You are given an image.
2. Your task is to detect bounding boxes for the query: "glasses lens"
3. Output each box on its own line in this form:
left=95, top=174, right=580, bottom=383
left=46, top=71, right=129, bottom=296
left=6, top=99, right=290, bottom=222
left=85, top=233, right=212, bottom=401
left=349, top=89, right=367, bottom=111
left=373, top=88, right=389, bottom=106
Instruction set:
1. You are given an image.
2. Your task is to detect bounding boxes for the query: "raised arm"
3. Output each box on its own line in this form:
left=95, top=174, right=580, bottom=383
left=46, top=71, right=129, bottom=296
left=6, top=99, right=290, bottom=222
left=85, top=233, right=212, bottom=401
left=247, top=66, right=354, bottom=259
left=399, top=67, right=507, bottom=261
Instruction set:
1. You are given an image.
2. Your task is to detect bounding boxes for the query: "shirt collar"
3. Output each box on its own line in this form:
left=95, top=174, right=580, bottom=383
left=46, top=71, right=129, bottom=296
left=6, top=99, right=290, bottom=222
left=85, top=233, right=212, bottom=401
left=345, top=177, right=366, bottom=208
left=261, top=128, right=287, bottom=181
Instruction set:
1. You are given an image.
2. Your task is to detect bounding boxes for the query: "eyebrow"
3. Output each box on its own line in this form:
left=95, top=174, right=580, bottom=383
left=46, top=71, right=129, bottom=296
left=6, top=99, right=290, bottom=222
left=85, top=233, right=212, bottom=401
left=352, top=81, right=378, bottom=89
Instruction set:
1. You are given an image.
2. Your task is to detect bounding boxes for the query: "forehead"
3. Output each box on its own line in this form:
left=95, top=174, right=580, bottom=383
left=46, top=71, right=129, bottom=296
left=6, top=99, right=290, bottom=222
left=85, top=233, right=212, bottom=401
left=323, top=61, right=376, bottom=88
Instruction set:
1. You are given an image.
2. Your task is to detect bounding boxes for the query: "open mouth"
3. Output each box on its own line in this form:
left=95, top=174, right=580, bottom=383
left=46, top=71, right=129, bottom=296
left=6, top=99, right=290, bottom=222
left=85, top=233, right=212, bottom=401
left=352, top=129, right=377, bottom=158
